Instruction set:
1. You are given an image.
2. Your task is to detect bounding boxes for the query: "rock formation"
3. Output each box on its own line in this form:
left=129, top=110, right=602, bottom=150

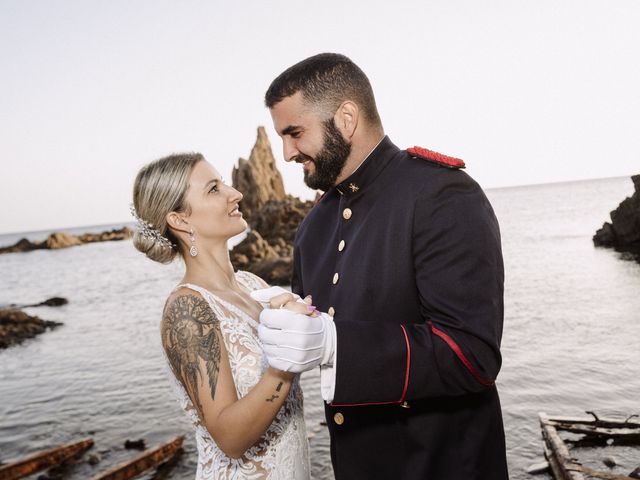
left=232, top=127, right=287, bottom=220
left=231, top=127, right=315, bottom=284
left=0, top=227, right=132, bottom=255
left=593, top=175, right=640, bottom=259
left=0, top=308, right=62, bottom=349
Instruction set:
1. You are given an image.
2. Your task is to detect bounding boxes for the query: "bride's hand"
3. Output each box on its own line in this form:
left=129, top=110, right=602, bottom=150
left=267, top=292, right=317, bottom=317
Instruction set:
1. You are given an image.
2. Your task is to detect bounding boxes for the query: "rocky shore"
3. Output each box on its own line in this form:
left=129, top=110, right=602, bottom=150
left=0, top=227, right=132, bottom=255
left=593, top=175, right=640, bottom=259
left=0, top=308, right=62, bottom=349
left=230, top=127, right=315, bottom=284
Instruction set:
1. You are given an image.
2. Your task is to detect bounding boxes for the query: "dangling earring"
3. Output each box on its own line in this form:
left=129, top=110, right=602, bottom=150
left=189, top=229, right=198, bottom=257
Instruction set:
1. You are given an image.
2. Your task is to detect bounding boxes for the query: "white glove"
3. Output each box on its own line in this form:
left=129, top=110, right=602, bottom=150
left=257, top=309, right=336, bottom=373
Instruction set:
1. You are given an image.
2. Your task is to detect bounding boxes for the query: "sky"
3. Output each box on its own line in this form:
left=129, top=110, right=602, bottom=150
left=1, top=0, right=639, bottom=234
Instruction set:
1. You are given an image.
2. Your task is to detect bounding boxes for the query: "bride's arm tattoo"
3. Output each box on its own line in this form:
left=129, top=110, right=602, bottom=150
left=161, top=294, right=221, bottom=416
left=265, top=381, right=284, bottom=402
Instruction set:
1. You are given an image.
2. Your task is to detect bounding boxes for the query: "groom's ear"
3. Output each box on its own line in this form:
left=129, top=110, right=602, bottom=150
left=334, top=100, right=358, bottom=139
left=166, top=212, right=190, bottom=234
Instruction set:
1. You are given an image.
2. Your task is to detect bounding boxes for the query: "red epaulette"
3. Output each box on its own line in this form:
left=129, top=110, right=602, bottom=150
left=406, top=146, right=466, bottom=169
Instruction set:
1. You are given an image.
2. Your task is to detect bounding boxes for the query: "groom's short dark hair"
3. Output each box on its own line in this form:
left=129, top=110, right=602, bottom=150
left=265, top=53, right=381, bottom=125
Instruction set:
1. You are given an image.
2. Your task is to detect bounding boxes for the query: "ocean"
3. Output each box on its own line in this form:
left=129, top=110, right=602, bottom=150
left=1, top=176, right=638, bottom=479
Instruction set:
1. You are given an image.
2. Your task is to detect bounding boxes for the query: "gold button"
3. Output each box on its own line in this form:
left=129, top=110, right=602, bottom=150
left=338, top=240, right=345, bottom=252
left=332, top=272, right=339, bottom=284
left=334, top=412, right=344, bottom=425
left=328, top=307, right=335, bottom=316
left=342, top=208, right=352, bottom=220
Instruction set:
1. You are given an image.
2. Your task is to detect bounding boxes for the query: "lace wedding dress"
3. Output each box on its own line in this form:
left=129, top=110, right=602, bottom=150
left=167, top=271, right=310, bottom=479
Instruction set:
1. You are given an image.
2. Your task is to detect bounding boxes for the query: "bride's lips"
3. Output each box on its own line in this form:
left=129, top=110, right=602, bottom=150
left=229, top=205, right=242, bottom=217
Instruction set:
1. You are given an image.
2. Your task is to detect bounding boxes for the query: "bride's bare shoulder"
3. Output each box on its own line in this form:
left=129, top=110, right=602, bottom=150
left=164, top=286, right=203, bottom=304
left=161, top=288, right=219, bottom=341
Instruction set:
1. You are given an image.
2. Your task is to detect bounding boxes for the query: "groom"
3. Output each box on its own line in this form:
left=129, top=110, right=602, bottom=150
left=258, top=53, right=508, bottom=479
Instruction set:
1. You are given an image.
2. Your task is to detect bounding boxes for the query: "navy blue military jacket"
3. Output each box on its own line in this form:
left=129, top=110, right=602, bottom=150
left=292, top=136, right=508, bottom=479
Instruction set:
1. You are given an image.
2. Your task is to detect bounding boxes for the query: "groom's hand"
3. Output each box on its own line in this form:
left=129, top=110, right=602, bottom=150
left=257, top=309, right=336, bottom=373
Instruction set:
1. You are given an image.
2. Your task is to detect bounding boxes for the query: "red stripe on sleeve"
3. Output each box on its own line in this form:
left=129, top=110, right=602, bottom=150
left=428, top=320, right=494, bottom=386
left=399, top=324, right=411, bottom=402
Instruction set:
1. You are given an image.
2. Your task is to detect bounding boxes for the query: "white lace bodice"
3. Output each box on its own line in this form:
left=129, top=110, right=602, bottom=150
left=167, top=271, right=310, bottom=479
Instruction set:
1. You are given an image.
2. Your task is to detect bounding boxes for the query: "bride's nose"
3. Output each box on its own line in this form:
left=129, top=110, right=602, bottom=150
left=229, top=186, right=243, bottom=203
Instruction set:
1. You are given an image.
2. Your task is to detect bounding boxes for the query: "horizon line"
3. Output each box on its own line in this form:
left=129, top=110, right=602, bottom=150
left=0, top=173, right=635, bottom=237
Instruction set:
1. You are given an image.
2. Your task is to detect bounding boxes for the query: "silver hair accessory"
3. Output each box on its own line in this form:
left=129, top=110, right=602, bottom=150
left=130, top=204, right=174, bottom=249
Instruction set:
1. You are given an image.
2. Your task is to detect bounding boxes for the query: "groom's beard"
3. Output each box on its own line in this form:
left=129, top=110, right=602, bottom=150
left=297, top=119, right=352, bottom=192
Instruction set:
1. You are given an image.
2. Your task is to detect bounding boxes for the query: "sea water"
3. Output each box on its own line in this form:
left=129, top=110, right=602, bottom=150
left=1, top=176, right=638, bottom=479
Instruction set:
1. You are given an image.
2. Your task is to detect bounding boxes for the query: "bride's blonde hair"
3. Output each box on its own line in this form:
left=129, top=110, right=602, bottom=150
left=132, top=153, right=203, bottom=264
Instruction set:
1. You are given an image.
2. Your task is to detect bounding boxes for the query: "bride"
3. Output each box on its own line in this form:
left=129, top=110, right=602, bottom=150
left=131, top=152, right=311, bottom=479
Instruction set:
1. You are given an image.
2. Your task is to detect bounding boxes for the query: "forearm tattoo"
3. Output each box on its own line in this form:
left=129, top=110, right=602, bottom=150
left=162, top=294, right=221, bottom=416
left=266, top=381, right=284, bottom=402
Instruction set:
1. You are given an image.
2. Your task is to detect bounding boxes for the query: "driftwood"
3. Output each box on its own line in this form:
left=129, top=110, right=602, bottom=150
left=0, top=438, right=93, bottom=480
left=540, top=412, right=640, bottom=480
left=540, top=413, right=583, bottom=480
left=90, top=435, right=184, bottom=480
left=547, top=415, right=640, bottom=446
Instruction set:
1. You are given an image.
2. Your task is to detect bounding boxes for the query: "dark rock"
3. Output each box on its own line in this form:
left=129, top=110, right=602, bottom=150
left=593, top=222, right=616, bottom=246
left=249, top=257, right=295, bottom=286
left=124, top=439, right=146, bottom=450
left=250, top=196, right=315, bottom=249
left=603, top=456, right=617, bottom=468
left=594, top=175, right=640, bottom=258
left=231, top=231, right=280, bottom=265
left=37, top=297, right=69, bottom=307
left=37, top=468, right=65, bottom=480
left=0, top=237, right=45, bottom=254
left=0, top=227, right=133, bottom=255
left=16, top=297, right=69, bottom=308
left=231, top=127, right=315, bottom=283
left=230, top=231, right=292, bottom=285
left=0, top=309, right=62, bottom=349
left=629, top=466, right=640, bottom=478
left=87, top=453, right=101, bottom=465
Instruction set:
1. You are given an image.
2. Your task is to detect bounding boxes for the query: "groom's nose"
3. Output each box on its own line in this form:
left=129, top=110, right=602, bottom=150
left=283, top=138, right=298, bottom=162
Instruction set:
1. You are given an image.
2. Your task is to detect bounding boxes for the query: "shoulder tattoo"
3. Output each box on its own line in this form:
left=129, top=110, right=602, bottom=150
left=162, top=294, right=221, bottom=416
